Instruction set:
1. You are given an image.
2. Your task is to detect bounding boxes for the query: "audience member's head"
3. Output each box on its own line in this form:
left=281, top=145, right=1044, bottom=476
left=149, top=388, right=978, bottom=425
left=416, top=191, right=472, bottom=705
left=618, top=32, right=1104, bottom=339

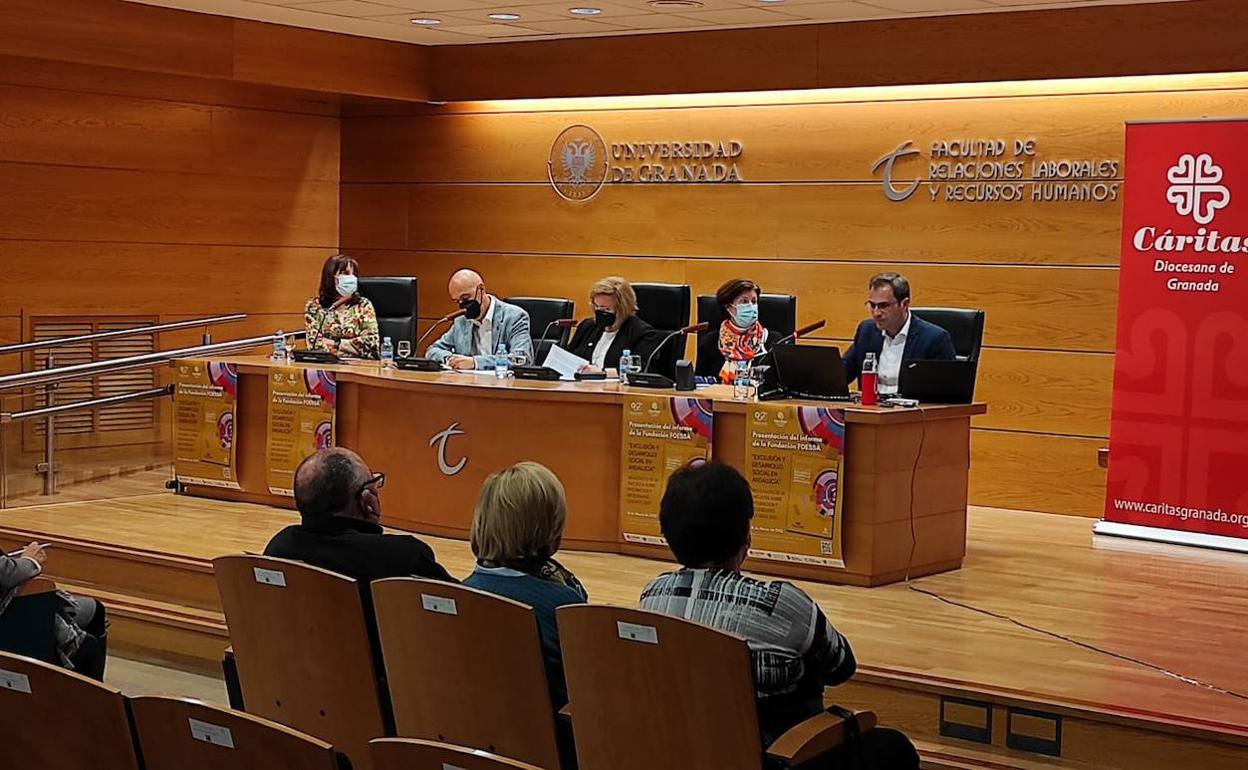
left=293, top=448, right=384, bottom=524
left=471, top=461, right=567, bottom=570
left=660, top=460, right=753, bottom=570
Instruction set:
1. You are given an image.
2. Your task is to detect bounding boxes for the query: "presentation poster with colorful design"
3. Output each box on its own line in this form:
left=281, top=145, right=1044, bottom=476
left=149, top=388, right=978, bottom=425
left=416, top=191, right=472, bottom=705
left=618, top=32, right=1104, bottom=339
left=173, top=359, right=240, bottom=489
left=1103, top=119, right=1248, bottom=548
left=745, top=403, right=846, bottom=568
left=266, top=366, right=336, bottom=497
left=620, top=396, right=713, bottom=545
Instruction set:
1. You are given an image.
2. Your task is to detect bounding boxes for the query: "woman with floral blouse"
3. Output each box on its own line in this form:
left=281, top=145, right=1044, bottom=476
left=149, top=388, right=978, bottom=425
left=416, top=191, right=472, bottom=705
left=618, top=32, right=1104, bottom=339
left=304, top=253, right=380, bottom=359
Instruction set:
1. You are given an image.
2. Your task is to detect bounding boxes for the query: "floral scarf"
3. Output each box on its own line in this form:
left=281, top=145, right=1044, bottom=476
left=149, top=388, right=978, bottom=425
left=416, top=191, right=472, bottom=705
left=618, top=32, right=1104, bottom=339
left=718, top=319, right=767, bottom=382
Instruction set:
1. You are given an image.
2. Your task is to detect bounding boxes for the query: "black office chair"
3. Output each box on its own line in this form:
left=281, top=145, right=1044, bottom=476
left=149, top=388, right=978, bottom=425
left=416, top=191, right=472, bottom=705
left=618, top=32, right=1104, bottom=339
left=632, top=282, right=691, bottom=378
left=695, top=293, right=797, bottom=376
left=911, top=307, right=986, bottom=361
left=359, top=276, right=418, bottom=349
left=505, top=296, right=574, bottom=364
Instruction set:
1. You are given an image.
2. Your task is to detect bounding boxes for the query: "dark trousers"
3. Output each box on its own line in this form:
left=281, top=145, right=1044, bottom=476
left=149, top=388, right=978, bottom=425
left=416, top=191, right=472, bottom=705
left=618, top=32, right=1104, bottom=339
left=795, top=727, right=920, bottom=770
left=68, top=598, right=108, bottom=681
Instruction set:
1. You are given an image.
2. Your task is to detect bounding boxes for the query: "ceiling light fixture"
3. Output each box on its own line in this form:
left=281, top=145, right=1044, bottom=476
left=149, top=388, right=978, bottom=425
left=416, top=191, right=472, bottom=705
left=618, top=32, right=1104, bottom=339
left=757, top=0, right=785, bottom=3
left=649, top=0, right=702, bottom=7
left=409, top=17, right=442, bottom=25
left=488, top=12, right=521, bottom=20
left=568, top=7, right=602, bottom=15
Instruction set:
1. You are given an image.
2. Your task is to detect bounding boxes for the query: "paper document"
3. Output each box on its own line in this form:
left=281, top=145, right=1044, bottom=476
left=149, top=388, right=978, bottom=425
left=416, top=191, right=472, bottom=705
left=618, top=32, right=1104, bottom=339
left=543, top=345, right=590, bottom=378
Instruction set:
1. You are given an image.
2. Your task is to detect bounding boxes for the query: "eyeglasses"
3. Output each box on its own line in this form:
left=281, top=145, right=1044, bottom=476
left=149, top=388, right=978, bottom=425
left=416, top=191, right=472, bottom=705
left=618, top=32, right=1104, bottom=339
left=865, top=300, right=898, bottom=311
left=356, top=472, right=385, bottom=498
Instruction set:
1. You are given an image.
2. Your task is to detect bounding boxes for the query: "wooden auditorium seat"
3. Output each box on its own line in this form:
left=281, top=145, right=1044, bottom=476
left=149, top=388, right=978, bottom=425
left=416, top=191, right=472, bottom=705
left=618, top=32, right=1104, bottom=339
left=0, top=650, right=140, bottom=770
left=129, top=695, right=345, bottom=769
left=0, top=577, right=61, bottom=663
left=371, top=578, right=564, bottom=769
left=557, top=605, right=876, bottom=770
left=371, top=738, right=546, bottom=770
left=213, top=555, right=388, bottom=770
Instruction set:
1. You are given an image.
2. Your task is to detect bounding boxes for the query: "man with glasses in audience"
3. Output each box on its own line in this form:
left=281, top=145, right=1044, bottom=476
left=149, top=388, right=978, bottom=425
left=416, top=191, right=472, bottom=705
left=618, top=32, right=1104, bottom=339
left=264, top=447, right=456, bottom=589
left=842, top=272, right=956, bottom=396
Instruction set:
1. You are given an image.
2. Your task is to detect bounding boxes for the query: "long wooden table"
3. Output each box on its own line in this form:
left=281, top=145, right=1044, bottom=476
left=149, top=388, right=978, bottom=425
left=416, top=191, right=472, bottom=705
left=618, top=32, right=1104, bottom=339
left=184, top=356, right=986, bottom=586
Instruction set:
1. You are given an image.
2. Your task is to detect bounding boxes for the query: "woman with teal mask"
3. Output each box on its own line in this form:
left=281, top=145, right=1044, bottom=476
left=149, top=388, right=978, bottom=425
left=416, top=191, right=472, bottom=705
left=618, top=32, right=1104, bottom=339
left=303, top=253, right=380, bottom=359
left=695, top=278, right=774, bottom=382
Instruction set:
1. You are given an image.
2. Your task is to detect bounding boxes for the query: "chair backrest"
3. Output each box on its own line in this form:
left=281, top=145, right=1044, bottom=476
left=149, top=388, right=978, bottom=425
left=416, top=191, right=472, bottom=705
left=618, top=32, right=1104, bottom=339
left=359, top=276, right=418, bottom=348
left=0, top=584, right=59, bottom=663
left=0, top=651, right=140, bottom=770
left=558, top=605, right=764, bottom=770
left=505, top=296, right=574, bottom=364
left=632, top=282, right=691, bottom=377
left=910, top=307, right=986, bottom=361
left=371, top=579, right=562, bottom=769
left=130, top=696, right=342, bottom=770
left=371, top=738, right=544, bottom=770
left=213, top=555, right=388, bottom=770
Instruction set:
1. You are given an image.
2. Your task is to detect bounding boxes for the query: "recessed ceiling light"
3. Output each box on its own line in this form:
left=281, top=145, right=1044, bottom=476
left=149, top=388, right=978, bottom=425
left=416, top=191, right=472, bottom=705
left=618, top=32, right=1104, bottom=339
left=488, top=12, right=521, bottom=20
left=649, top=0, right=702, bottom=7
left=569, top=7, right=602, bottom=15
left=409, top=17, right=441, bottom=25
left=757, top=0, right=785, bottom=3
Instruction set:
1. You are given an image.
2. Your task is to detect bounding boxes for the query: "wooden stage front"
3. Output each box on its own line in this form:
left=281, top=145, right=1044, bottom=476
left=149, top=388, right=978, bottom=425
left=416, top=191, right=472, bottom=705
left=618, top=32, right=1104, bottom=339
left=3, top=493, right=1247, bottom=768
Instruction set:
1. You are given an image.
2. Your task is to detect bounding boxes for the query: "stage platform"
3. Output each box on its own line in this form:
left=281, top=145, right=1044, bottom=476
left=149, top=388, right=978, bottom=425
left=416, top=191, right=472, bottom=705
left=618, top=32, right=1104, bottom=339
left=2, top=493, right=1247, bottom=768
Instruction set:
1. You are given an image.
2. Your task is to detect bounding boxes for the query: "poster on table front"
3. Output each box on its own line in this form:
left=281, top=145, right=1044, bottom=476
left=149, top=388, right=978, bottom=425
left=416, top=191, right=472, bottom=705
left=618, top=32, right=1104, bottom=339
left=266, top=366, right=336, bottom=497
left=1103, top=119, right=1248, bottom=547
left=745, top=402, right=846, bottom=568
left=619, top=396, right=713, bottom=545
left=172, top=359, right=240, bottom=489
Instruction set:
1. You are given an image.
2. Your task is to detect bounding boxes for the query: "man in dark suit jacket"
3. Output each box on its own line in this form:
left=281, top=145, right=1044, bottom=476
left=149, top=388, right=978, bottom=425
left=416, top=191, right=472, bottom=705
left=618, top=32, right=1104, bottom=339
left=843, top=272, right=956, bottom=394
left=265, top=448, right=456, bottom=591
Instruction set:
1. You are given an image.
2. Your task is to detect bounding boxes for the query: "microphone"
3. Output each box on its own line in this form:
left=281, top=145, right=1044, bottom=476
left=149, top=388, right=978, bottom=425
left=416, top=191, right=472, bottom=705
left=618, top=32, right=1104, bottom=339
left=644, top=322, right=709, bottom=373
left=770, top=319, right=826, bottom=347
left=416, top=309, right=468, bottom=352
left=540, top=318, right=578, bottom=347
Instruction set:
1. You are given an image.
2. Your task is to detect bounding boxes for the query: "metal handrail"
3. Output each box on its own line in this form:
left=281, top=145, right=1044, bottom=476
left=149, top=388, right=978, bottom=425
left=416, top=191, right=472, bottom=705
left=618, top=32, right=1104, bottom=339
left=0, top=314, right=247, bottom=357
left=0, top=385, right=173, bottom=424
left=0, top=331, right=306, bottom=393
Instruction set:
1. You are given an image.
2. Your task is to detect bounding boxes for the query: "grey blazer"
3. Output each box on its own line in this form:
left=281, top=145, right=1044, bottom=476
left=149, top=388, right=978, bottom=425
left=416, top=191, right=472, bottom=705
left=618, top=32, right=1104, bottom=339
left=0, top=553, right=40, bottom=616
left=426, top=296, right=534, bottom=369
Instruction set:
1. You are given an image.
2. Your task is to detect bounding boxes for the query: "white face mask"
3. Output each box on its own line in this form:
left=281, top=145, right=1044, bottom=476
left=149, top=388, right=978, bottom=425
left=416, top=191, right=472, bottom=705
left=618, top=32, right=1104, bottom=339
left=335, top=274, right=358, bottom=297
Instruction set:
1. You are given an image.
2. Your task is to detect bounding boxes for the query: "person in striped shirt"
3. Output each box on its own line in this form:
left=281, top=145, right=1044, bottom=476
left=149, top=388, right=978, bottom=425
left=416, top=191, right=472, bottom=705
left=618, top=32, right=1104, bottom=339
left=640, top=461, right=918, bottom=769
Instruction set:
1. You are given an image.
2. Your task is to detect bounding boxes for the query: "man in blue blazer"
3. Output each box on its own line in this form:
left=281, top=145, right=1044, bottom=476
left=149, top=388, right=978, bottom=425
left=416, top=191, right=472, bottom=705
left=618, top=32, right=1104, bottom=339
left=426, top=268, right=534, bottom=370
left=843, top=272, right=956, bottom=395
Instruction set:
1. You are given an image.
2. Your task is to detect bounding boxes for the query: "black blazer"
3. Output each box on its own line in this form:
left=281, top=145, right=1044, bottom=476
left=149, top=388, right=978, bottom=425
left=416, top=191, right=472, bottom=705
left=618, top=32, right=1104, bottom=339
left=565, top=315, right=661, bottom=370
left=695, top=321, right=777, bottom=378
left=842, top=314, right=957, bottom=384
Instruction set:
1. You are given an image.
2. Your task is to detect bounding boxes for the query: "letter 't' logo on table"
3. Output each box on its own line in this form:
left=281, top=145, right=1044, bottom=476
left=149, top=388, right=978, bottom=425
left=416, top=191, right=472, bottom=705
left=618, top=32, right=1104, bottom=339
left=430, top=422, right=467, bottom=476
left=548, top=125, right=609, bottom=203
left=1167, top=153, right=1230, bottom=225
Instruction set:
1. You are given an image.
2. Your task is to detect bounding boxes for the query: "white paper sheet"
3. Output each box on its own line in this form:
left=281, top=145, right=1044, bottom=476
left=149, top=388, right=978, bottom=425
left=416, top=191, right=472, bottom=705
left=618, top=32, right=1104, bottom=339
left=542, top=345, right=590, bottom=378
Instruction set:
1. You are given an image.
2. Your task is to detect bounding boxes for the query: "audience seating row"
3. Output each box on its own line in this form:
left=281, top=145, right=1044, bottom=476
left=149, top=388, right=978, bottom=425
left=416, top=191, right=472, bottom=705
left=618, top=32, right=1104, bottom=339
left=215, top=555, right=875, bottom=770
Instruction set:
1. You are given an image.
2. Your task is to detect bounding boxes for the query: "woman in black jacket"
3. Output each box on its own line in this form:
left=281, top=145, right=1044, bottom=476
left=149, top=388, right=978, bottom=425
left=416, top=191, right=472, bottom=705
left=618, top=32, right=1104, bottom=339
left=565, top=276, right=660, bottom=375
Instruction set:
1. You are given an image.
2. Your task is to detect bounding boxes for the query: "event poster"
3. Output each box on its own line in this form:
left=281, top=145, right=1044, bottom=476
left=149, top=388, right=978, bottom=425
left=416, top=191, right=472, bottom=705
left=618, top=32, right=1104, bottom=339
left=1104, top=119, right=1248, bottom=544
left=266, top=366, right=337, bottom=497
left=173, top=359, right=240, bottom=489
left=745, top=403, right=846, bottom=568
left=620, top=396, right=713, bottom=545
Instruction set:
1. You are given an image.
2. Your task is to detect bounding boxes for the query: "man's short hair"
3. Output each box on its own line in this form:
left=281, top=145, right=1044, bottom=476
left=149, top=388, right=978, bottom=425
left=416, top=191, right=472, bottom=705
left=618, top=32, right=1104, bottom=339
left=868, top=272, right=910, bottom=302
left=293, top=449, right=362, bottom=522
left=659, top=461, right=753, bottom=566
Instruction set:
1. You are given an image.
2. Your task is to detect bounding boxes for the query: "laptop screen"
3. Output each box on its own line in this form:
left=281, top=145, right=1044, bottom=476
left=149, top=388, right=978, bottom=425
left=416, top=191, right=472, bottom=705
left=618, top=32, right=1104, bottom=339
left=769, top=344, right=851, bottom=401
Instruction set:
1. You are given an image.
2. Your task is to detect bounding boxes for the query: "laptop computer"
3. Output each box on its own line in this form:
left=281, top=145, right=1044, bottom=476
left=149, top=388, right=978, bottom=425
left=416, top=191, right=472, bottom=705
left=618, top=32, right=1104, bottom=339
left=758, top=344, right=853, bottom=402
left=898, top=359, right=978, bottom=404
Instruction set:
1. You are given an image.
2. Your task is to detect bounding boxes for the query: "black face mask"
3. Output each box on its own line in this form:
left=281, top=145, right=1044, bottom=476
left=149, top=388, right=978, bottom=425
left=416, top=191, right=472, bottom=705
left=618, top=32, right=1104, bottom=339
left=459, top=290, right=482, bottom=320
left=594, top=309, right=617, bottom=328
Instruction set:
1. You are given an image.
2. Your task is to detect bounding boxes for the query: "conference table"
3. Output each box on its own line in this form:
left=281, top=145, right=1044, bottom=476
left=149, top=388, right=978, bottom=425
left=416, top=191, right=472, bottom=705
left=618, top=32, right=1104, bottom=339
left=184, top=356, right=986, bottom=587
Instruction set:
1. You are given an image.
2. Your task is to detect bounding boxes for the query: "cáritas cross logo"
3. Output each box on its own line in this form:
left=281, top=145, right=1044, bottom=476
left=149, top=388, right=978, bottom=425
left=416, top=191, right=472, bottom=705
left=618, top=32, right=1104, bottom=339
left=548, top=124, right=609, bottom=203
left=1166, top=153, right=1230, bottom=224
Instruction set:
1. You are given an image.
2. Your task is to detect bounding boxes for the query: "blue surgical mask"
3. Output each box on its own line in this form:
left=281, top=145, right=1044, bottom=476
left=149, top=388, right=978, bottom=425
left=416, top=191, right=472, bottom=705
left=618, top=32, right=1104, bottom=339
left=335, top=274, right=358, bottom=297
left=732, top=302, right=759, bottom=327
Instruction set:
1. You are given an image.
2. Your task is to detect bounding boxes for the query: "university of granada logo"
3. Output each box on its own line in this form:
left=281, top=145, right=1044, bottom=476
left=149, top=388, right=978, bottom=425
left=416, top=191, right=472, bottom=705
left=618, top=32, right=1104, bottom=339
left=1167, top=153, right=1230, bottom=225
left=548, top=125, right=609, bottom=203
left=429, top=422, right=467, bottom=476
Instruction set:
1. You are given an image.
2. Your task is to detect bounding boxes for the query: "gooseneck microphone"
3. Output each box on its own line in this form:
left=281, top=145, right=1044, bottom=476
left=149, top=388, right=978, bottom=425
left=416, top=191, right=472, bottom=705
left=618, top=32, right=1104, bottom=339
left=644, top=322, right=709, bottom=373
left=416, top=308, right=468, bottom=354
left=540, top=318, right=578, bottom=349
left=770, top=319, right=827, bottom=347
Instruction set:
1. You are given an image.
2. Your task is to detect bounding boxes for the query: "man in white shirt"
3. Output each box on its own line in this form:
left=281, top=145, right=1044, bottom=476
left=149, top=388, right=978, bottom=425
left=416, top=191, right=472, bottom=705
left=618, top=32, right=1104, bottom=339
left=426, top=268, right=534, bottom=370
left=842, top=272, right=957, bottom=393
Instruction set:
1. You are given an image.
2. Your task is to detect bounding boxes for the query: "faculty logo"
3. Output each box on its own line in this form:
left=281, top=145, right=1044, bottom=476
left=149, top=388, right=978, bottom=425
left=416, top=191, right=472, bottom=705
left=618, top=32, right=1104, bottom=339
left=1167, top=153, right=1230, bottom=225
left=429, top=422, right=467, bottom=476
left=548, top=125, right=609, bottom=203
left=871, top=141, right=922, bottom=202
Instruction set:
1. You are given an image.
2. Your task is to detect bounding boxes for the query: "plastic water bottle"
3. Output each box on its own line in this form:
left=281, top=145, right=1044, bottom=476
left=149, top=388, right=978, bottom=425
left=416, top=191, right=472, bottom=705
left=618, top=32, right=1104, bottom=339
left=620, top=349, right=632, bottom=385
left=272, top=330, right=287, bottom=362
left=380, top=337, right=394, bottom=369
left=494, top=356, right=509, bottom=379
left=733, top=359, right=751, bottom=400
left=861, top=352, right=879, bottom=406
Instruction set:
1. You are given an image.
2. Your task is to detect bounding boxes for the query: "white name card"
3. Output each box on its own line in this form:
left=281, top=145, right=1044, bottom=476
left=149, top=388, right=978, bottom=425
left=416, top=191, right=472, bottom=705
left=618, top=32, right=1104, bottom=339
left=189, top=718, right=235, bottom=749
left=0, top=669, right=32, bottom=694
left=253, top=567, right=287, bottom=587
left=617, top=621, right=658, bottom=644
left=421, top=594, right=458, bottom=615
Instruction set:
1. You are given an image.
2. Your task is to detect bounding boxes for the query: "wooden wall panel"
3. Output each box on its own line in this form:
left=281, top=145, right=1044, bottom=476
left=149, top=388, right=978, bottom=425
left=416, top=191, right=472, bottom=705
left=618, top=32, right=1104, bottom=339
left=971, top=432, right=1107, bottom=518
